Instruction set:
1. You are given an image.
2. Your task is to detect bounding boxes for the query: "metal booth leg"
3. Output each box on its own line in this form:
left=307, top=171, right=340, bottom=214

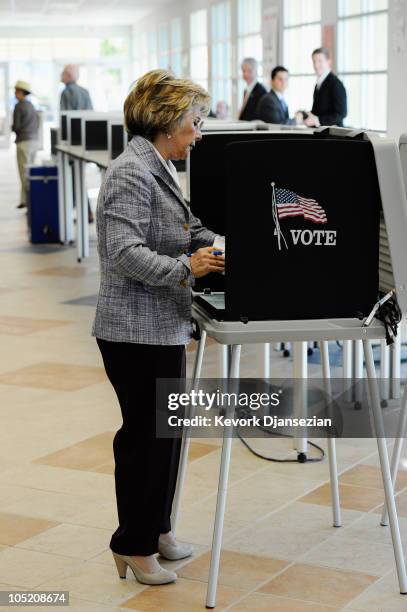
left=380, top=339, right=390, bottom=406
left=391, top=333, right=401, bottom=401
left=354, top=340, right=364, bottom=409
left=206, top=344, right=241, bottom=609
left=256, top=344, right=270, bottom=378
left=57, top=151, right=66, bottom=243
left=220, top=345, right=228, bottom=378
left=381, top=381, right=407, bottom=527
left=74, top=158, right=83, bottom=262
left=171, top=330, right=207, bottom=535
left=363, top=340, right=407, bottom=594
left=343, top=340, right=353, bottom=402
left=293, top=341, right=308, bottom=460
left=320, top=341, right=341, bottom=527
left=61, top=151, right=74, bottom=244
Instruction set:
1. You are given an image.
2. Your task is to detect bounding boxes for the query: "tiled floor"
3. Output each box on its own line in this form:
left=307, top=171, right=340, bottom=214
left=1, top=146, right=407, bottom=610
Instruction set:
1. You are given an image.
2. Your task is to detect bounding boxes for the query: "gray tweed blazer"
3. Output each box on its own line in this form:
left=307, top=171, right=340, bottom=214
left=92, top=136, right=216, bottom=345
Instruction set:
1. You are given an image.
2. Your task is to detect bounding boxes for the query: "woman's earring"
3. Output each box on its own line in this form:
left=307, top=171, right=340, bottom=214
left=167, top=133, right=172, bottom=139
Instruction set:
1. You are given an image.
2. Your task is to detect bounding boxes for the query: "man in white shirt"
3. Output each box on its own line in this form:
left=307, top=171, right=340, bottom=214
left=238, top=57, right=266, bottom=121
left=303, top=47, right=347, bottom=128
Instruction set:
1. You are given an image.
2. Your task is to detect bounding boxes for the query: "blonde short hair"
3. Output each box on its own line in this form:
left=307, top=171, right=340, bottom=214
left=124, top=69, right=211, bottom=140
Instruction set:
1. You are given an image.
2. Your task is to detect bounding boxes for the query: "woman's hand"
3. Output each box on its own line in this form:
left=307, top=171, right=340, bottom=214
left=189, top=247, right=225, bottom=278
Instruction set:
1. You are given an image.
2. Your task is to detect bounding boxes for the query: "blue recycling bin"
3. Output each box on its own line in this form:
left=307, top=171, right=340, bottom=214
left=28, top=164, right=60, bottom=244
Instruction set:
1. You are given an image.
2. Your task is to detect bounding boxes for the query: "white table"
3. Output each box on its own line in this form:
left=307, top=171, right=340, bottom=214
left=172, top=303, right=407, bottom=608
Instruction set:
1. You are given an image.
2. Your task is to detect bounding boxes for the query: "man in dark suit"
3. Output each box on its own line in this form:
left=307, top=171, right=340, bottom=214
left=238, top=58, right=266, bottom=121
left=256, top=66, right=296, bottom=125
left=304, top=47, right=347, bottom=127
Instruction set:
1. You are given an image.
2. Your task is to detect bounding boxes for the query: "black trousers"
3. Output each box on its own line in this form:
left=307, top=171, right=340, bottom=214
left=96, top=338, right=185, bottom=556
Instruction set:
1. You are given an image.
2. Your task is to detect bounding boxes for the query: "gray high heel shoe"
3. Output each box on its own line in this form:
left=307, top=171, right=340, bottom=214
left=158, top=538, right=193, bottom=561
left=112, top=552, right=177, bottom=585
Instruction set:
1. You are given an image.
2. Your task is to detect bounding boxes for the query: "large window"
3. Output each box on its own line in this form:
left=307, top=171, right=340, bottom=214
left=170, top=17, right=183, bottom=76
left=158, top=24, right=170, bottom=70
left=237, top=0, right=263, bottom=101
left=0, top=36, right=130, bottom=118
left=338, top=0, right=388, bottom=131
left=190, top=9, right=208, bottom=90
left=211, top=1, right=232, bottom=109
left=283, top=0, right=322, bottom=114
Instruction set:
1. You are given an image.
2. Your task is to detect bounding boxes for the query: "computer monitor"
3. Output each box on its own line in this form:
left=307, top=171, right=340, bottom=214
left=84, top=119, right=108, bottom=151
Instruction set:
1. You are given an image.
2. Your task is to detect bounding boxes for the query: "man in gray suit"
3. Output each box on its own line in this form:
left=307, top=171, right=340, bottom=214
left=60, top=64, right=94, bottom=221
left=60, top=64, right=93, bottom=111
left=256, top=66, right=296, bottom=125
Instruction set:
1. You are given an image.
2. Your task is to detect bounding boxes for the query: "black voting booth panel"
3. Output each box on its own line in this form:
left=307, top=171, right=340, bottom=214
left=189, top=131, right=311, bottom=292
left=85, top=120, right=108, bottom=151
left=70, top=117, right=82, bottom=146
left=111, top=124, right=125, bottom=160
left=61, top=114, right=68, bottom=141
left=220, top=137, right=380, bottom=321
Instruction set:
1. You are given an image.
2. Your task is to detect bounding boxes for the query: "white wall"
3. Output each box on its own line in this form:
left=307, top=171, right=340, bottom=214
left=387, top=0, right=407, bottom=140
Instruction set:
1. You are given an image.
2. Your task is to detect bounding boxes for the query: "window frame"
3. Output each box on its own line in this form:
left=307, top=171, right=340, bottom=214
left=337, top=1, right=389, bottom=131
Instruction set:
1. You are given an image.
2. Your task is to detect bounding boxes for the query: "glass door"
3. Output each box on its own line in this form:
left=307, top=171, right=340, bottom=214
left=0, top=63, right=10, bottom=148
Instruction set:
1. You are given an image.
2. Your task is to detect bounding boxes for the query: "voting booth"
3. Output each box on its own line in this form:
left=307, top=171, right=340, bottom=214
left=174, top=128, right=407, bottom=608
left=189, top=130, right=311, bottom=292
left=215, top=133, right=380, bottom=320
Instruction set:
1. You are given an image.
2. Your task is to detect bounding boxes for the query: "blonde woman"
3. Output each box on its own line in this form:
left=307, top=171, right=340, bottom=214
left=92, top=70, right=225, bottom=585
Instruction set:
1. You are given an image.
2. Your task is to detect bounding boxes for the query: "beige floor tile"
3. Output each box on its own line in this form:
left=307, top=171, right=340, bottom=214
left=347, top=570, right=407, bottom=611
left=121, top=576, right=246, bottom=611
left=225, top=501, right=362, bottom=560
left=342, top=511, right=407, bottom=545
left=0, top=547, right=79, bottom=589
left=229, top=592, right=340, bottom=611
left=0, top=512, right=59, bottom=546
left=340, top=464, right=407, bottom=491
left=0, top=483, right=39, bottom=506
left=34, top=431, right=114, bottom=471
left=175, top=495, right=239, bottom=546
left=16, top=523, right=111, bottom=560
left=221, top=470, right=323, bottom=524
left=373, top=489, right=407, bottom=519
left=92, top=462, right=114, bottom=475
left=32, top=266, right=92, bottom=277
left=38, top=561, right=145, bottom=606
left=0, top=362, right=107, bottom=391
left=299, top=482, right=384, bottom=512
left=299, top=533, right=397, bottom=576
left=69, top=502, right=117, bottom=531
left=178, top=549, right=288, bottom=590
left=258, top=562, right=377, bottom=607
left=1, top=488, right=100, bottom=524
left=67, top=598, right=119, bottom=611
left=0, top=315, right=72, bottom=336
left=188, top=441, right=219, bottom=462
left=0, top=464, right=114, bottom=502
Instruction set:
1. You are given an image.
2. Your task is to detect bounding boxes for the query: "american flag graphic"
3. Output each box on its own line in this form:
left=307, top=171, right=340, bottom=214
left=275, top=188, right=327, bottom=225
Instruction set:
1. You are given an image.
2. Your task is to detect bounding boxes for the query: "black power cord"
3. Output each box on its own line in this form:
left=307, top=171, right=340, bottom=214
left=235, top=407, right=326, bottom=463
left=374, top=291, right=402, bottom=346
